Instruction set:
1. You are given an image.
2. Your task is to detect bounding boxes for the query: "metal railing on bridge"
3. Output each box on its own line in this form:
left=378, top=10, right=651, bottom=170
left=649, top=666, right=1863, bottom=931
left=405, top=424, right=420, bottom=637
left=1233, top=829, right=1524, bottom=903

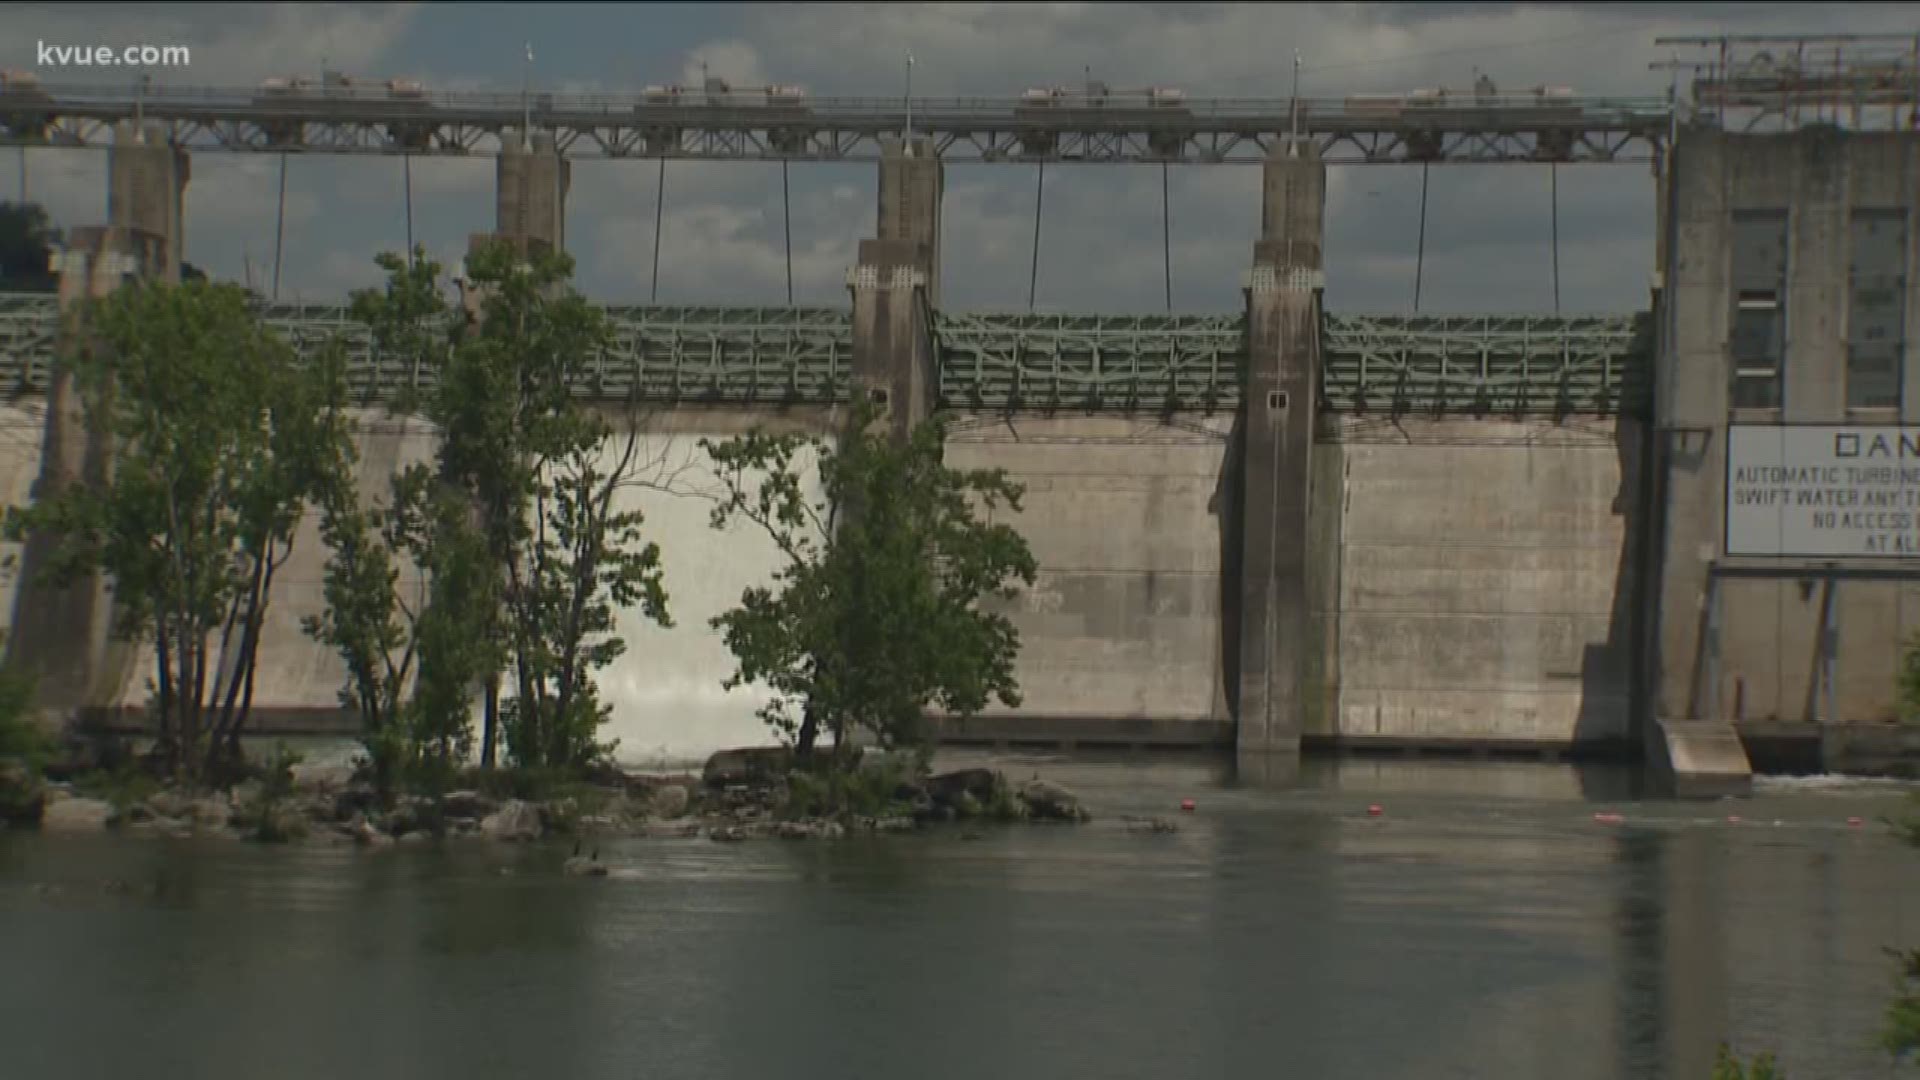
left=0, top=292, right=1652, bottom=416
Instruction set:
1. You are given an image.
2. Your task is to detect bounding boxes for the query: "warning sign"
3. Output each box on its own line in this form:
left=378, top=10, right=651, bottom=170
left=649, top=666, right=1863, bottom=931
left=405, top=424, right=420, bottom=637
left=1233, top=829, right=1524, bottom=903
left=1725, top=425, right=1920, bottom=558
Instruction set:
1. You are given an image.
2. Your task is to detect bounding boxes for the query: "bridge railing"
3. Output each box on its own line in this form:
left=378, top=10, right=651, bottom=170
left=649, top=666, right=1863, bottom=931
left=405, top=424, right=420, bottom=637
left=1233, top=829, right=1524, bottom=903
left=0, top=292, right=1651, bottom=416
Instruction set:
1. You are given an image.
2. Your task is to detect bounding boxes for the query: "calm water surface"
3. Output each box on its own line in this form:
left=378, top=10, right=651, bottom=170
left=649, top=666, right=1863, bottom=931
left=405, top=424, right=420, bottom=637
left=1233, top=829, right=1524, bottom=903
left=2, top=753, right=1916, bottom=1080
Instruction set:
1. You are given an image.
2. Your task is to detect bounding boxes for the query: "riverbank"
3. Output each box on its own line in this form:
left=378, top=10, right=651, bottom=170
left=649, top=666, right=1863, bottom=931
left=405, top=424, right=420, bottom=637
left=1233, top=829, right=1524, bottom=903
left=0, top=746, right=1097, bottom=846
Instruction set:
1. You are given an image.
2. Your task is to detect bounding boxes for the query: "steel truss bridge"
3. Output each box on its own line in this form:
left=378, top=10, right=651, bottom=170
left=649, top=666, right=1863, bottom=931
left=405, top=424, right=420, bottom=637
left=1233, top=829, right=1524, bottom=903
left=0, top=293, right=1649, bottom=416
left=0, top=84, right=1673, bottom=164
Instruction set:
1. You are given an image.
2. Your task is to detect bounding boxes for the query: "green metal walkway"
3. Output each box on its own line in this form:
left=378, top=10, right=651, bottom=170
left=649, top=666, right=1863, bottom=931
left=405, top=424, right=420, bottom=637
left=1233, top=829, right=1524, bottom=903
left=0, top=293, right=1651, bottom=416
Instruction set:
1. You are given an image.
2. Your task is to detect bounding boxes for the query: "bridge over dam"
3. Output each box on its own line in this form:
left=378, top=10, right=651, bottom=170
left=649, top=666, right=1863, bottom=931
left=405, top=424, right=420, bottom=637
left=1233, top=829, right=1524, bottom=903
left=4, top=33, right=1917, bottom=785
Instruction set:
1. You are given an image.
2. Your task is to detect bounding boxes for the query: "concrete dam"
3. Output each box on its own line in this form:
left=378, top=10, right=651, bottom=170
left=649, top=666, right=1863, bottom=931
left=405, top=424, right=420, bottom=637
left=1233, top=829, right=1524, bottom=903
left=4, top=33, right=1917, bottom=784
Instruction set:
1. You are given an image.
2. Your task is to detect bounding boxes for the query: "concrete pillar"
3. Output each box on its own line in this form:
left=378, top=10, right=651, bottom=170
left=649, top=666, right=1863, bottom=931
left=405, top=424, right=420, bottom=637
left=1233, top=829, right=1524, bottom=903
left=1234, top=143, right=1324, bottom=765
left=7, top=226, right=165, bottom=724
left=496, top=131, right=569, bottom=255
left=850, top=138, right=941, bottom=440
left=107, top=122, right=187, bottom=283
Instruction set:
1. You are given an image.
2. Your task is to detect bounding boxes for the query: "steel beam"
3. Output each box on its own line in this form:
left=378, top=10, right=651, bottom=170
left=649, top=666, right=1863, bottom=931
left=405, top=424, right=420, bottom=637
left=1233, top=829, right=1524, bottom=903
left=0, top=85, right=1672, bottom=164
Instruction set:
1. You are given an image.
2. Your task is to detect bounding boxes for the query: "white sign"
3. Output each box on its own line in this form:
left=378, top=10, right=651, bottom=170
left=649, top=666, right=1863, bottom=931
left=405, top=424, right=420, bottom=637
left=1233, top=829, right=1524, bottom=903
left=1726, top=425, right=1920, bottom=558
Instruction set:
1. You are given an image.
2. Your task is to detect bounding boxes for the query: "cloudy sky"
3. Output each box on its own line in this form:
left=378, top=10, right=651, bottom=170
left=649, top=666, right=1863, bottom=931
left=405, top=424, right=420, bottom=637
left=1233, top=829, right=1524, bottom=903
left=1, top=2, right=1910, bottom=314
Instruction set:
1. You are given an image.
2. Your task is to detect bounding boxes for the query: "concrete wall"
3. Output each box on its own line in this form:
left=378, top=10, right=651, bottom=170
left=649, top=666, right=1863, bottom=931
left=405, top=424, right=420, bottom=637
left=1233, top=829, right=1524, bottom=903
left=1318, top=416, right=1643, bottom=746
left=1655, top=129, right=1920, bottom=739
left=941, top=413, right=1233, bottom=737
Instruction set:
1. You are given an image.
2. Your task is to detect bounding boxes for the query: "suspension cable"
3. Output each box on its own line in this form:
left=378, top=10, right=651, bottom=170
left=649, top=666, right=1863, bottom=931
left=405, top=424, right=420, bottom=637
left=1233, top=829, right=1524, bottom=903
left=782, top=160, right=793, bottom=305
left=272, top=153, right=287, bottom=301
left=403, top=155, right=414, bottom=262
left=1161, top=162, right=1172, bottom=312
left=650, top=157, right=666, bottom=304
left=1550, top=163, right=1561, bottom=314
left=1028, top=161, right=1044, bottom=312
left=1413, top=162, right=1429, bottom=312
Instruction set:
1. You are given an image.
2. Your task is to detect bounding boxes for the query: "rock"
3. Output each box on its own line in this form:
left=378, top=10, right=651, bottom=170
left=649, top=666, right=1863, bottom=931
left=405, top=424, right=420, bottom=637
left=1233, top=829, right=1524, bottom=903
left=926, top=768, right=1000, bottom=809
left=702, top=746, right=792, bottom=788
left=229, top=780, right=264, bottom=806
left=1017, top=779, right=1090, bottom=822
left=709, top=825, right=749, bottom=842
left=288, top=761, right=355, bottom=790
left=41, top=797, right=115, bottom=832
left=332, top=784, right=379, bottom=822
left=1124, top=816, right=1179, bottom=834
left=124, top=803, right=158, bottom=824
left=42, top=785, right=72, bottom=804
left=537, top=799, right=579, bottom=832
left=187, top=798, right=232, bottom=832
left=348, top=815, right=392, bottom=847
left=146, top=790, right=196, bottom=820
left=253, top=803, right=309, bottom=842
left=650, top=783, right=690, bottom=819
left=441, top=790, right=495, bottom=820
left=397, top=831, right=432, bottom=845
left=564, top=850, right=609, bottom=876
left=479, top=800, right=543, bottom=842
left=639, top=821, right=702, bottom=839
left=776, top=820, right=846, bottom=840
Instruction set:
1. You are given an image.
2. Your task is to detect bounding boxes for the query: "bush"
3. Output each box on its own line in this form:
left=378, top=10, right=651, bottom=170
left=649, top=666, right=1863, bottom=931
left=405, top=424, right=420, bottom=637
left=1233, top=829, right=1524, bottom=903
left=1713, top=1044, right=1783, bottom=1080
left=784, top=753, right=926, bottom=821
left=0, top=668, right=50, bottom=772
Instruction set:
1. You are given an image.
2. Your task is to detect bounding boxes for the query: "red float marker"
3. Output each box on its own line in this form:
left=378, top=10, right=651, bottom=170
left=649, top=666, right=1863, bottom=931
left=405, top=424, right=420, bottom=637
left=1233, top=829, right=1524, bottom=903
left=1366, top=804, right=1383, bottom=817
left=1179, top=799, right=1196, bottom=813
left=1848, top=816, right=1864, bottom=827
left=1726, top=815, right=1742, bottom=824
left=1593, top=812, right=1625, bottom=825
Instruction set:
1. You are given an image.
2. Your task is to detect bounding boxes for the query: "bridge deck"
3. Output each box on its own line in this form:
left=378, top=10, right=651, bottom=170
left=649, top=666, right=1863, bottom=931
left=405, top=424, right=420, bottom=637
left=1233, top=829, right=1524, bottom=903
left=0, top=293, right=1651, bottom=416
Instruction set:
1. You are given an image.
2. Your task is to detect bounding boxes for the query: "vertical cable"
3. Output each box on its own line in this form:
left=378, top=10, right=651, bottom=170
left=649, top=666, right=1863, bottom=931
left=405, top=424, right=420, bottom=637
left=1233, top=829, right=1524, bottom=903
left=1551, top=163, right=1562, bottom=313
left=272, top=153, right=288, bottom=301
left=650, top=157, right=666, bottom=304
left=1028, top=161, right=1044, bottom=311
left=16, top=147, right=24, bottom=202
left=1414, top=162, right=1429, bottom=311
left=403, top=155, right=415, bottom=262
left=1161, top=162, right=1173, bottom=312
left=782, top=160, right=793, bottom=305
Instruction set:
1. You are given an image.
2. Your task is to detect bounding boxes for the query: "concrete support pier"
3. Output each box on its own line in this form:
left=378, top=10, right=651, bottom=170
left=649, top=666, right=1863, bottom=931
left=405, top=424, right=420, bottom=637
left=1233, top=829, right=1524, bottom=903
left=6, top=227, right=166, bottom=724
left=1233, top=143, right=1325, bottom=774
left=851, top=137, right=941, bottom=440
left=106, top=122, right=188, bottom=281
left=496, top=131, right=569, bottom=255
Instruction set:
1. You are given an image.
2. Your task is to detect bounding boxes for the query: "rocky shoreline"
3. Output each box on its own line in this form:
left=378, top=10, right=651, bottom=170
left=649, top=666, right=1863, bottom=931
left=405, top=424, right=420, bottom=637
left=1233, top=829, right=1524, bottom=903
left=0, top=749, right=1094, bottom=847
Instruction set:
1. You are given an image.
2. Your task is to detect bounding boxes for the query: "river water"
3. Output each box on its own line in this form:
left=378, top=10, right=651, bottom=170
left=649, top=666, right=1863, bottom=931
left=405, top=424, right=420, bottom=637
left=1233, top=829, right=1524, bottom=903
left=1, top=754, right=1915, bottom=1080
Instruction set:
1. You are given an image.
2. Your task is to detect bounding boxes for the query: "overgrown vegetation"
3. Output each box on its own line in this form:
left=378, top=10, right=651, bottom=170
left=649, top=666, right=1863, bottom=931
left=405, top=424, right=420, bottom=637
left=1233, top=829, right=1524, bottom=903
left=2, top=278, right=355, bottom=784
left=1712, top=1045, right=1783, bottom=1080
left=703, top=403, right=1036, bottom=766
left=306, top=242, right=671, bottom=796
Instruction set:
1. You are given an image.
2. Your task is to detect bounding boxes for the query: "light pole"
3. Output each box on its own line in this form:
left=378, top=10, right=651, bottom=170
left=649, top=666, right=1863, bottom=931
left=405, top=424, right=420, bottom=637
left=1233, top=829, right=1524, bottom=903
left=522, top=42, right=534, bottom=149
left=905, top=51, right=915, bottom=147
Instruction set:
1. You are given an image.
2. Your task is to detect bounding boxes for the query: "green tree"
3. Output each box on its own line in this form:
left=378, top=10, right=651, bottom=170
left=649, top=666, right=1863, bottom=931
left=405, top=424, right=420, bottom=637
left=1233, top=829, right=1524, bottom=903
left=311, top=242, right=671, bottom=779
left=0, top=201, right=60, bottom=292
left=702, top=406, right=1036, bottom=764
left=1713, top=1045, right=1784, bottom=1079
left=3, top=279, right=353, bottom=781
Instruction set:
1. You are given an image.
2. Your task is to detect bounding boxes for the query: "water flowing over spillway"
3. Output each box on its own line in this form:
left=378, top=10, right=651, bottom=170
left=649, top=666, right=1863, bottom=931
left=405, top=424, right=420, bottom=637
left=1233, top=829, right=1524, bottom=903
left=594, top=430, right=828, bottom=769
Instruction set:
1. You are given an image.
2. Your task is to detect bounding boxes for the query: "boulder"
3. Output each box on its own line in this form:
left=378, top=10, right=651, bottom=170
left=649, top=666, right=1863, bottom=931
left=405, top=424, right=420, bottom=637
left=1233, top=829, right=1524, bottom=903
left=252, top=803, right=309, bottom=842
left=41, top=797, right=115, bottom=832
left=347, top=815, right=392, bottom=847
left=441, top=790, right=496, bottom=820
left=1017, top=779, right=1090, bottom=822
left=702, top=746, right=792, bottom=788
left=187, top=798, right=232, bottom=832
left=146, top=789, right=197, bottom=820
left=332, top=784, right=379, bottom=822
left=0, top=760, right=46, bottom=826
left=926, top=768, right=999, bottom=809
left=288, top=761, right=356, bottom=790
left=650, top=783, right=690, bottom=819
left=639, top=821, right=702, bottom=839
left=479, top=800, right=543, bottom=842
left=709, top=825, right=750, bottom=842
left=775, top=820, right=847, bottom=840
left=397, top=831, right=432, bottom=845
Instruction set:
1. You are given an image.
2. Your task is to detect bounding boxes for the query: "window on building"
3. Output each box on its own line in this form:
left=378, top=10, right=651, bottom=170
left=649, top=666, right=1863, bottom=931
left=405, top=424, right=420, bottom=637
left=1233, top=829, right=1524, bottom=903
left=1729, top=210, right=1789, bottom=410
left=1848, top=209, right=1907, bottom=410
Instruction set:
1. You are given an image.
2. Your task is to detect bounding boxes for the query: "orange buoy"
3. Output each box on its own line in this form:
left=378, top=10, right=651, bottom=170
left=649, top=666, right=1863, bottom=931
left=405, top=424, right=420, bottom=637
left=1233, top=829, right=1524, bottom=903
left=1366, top=804, right=1383, bottom=817
left=1726, top=815, right=1742, bottom=824
left=1179, top=799, right=1196, bottom=813
left=1848, top=816, right=1864, bottom=827
left=1593, top=812, right=1624, bottom=825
